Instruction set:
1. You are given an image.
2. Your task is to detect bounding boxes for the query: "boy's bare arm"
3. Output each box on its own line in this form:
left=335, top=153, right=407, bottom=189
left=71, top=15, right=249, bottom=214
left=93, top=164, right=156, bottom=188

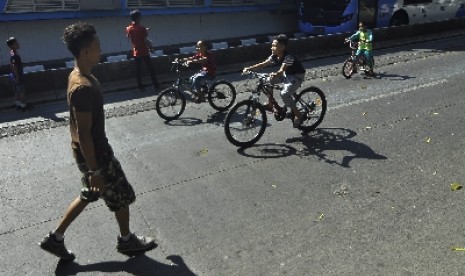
left=187, top=56, right=207, bottom=64
left=74, top=110, right=105, bottom=191
left=11, top=63, right=20, bottom=83
left=74, top=110, right=98, bottom=170
left=243, top=60, right=271, bottom=72
left=271, top=63, right=287, bottom=78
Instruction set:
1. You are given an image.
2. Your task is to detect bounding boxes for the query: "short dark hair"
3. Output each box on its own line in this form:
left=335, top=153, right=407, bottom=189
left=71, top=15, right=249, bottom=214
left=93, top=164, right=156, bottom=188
left=274, top=34, right=288, bottom=47
left=6, top=37, right=16, bottom=47
left=63, top=22, right=97, bottom=58
left=130, top=10, right=141, bottom=21
left=197, top=40, right=208, bottom=47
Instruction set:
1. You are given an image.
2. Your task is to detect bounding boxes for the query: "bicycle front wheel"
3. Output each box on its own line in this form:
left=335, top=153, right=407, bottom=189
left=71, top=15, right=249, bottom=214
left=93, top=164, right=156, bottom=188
left=224, top=100, right=267, bottom=147
left=342, top=59, right=354, bottom=79
left=295, top=87, right=327, bottom=132
left=208, top=80, right=236, bottom=111
left=155, top=88, right=186, bottom=121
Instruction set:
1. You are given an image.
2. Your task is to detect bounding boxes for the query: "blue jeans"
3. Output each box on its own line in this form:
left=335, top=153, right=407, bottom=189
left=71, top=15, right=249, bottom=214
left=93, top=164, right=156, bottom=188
left=355, top=49, right=373, bottom=71
left=190, top=71, right=213, bottom=94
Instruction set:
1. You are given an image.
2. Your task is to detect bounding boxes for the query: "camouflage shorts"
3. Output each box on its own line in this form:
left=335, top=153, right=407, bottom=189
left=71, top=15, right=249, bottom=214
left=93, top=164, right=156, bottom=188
left=74, top=147, right=136, bottom=212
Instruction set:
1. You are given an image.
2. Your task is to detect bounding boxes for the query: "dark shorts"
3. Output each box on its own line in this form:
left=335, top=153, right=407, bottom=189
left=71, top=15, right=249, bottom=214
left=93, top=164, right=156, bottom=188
left=73, top=146, right=136, bottom=212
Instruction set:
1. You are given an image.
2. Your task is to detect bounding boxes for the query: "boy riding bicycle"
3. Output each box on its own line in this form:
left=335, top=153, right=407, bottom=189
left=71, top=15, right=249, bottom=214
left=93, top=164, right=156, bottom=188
left=243, top=34, right=306, bottom=128
left=178, top=40, right=216, bottom=103
left=347, top=21, right=374, bottom=76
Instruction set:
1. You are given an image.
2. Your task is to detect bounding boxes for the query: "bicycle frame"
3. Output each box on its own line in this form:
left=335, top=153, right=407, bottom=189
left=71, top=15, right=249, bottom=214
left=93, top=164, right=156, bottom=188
left=224, top=71, right=327, bottom=147
left=169, top=61, right=211, bottom=95
left=244, top=72, right=285, bottom=115
left=347, top=41, right=369, bottom=71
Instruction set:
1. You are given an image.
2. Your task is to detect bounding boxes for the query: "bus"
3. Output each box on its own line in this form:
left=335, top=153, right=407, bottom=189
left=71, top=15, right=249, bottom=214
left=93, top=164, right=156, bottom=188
left=298, top=0, right=465, bottom=35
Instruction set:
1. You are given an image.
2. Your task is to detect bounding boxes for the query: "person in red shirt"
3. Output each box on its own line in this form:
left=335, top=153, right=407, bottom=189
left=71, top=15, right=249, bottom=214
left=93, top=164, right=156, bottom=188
left=179, top=41, right=216, bottom=103
left=126, top=10, right=159, bottom=91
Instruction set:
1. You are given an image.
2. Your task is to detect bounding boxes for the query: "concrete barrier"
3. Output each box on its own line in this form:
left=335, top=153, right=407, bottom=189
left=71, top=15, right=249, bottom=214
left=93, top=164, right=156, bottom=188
left=1, top=17, right=465, bottom=107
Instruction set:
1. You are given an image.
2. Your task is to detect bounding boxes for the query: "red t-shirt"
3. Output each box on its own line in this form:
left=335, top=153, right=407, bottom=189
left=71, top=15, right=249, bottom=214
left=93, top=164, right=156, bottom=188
left=126, top=22, right=150, bottom=57
left=193, top=51, right=216, bottom=77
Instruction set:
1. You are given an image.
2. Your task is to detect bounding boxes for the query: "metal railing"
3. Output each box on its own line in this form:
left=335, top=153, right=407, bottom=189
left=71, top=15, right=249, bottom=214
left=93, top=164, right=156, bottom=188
left=4, top=0, right=79, bottom=12
left=4, top=0, right=278, bottom=13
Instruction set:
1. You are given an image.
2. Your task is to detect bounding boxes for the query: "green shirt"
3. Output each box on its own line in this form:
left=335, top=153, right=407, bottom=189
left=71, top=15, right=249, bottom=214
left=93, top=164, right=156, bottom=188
left=349, top=29, right=373, bottom=51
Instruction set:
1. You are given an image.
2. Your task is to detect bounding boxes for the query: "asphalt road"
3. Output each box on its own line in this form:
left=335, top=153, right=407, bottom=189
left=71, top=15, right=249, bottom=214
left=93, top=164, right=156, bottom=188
left=2, top=34, right=465, bottom=275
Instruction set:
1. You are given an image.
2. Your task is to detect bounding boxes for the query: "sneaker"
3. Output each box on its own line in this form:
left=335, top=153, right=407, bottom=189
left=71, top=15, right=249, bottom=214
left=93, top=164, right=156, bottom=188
left=39, top=232, right=76, bottom=261
left=116, top=233, right=157, bottom=256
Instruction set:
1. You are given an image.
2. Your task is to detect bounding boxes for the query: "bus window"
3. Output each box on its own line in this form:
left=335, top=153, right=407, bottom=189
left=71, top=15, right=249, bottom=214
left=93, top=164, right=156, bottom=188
left=300, top=0, right=351, bottom=26
left=404, top=0, right=433, bottom=5
left=359, top=0, right=378, bottom=28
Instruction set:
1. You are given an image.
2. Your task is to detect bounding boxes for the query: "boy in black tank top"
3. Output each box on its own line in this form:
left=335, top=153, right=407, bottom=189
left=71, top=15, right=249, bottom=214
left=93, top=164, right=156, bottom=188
left=243, top=34, right=306, bottom=128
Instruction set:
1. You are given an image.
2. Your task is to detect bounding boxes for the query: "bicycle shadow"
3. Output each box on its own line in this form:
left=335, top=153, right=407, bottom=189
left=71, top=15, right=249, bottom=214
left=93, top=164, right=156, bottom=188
left=287, top=128, right=387, bottom=168
left=162, top=111, right=228, bottom=126
left=164, top=117, right=203, bottom=126
left=236, top=128, right=386, bottom=167
left=237, top=143, right=297, bottom=159
left=206, top=111, right=227, bottom=125
left=54, top=254, right=197, bottom=276
left=374, top=71, right=416, bottom=81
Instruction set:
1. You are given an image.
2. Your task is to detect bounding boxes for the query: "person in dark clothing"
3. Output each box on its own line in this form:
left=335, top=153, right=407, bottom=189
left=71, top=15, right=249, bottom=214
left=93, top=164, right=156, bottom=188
left=126, top=10, right=159, bottom=92
left=6, top=37, right=32, bottom=111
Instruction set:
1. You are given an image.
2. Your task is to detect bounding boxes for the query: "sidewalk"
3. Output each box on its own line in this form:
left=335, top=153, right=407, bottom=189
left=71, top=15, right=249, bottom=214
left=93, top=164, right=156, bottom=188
left=1, top=26, right=465, bottom=122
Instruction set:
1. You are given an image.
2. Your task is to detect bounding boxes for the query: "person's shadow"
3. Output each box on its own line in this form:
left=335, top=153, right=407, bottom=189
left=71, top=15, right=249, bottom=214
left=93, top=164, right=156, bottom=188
left=55, top=254, right=197, bottom=276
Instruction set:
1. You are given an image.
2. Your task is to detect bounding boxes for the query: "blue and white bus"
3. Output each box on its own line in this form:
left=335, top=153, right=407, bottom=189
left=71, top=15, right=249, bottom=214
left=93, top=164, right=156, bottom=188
left=299, top=0, right=465, bottom=35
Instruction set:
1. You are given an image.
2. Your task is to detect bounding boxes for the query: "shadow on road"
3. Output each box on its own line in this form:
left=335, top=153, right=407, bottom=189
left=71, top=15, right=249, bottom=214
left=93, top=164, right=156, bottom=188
left=374, top=71, right=415, bottom=81
left=237, top=143, right=297, bottom=159
left=55, top=254, right=197, bottom=276
left=162, top=111, right=228, bottom=126
left=236, top=128, right=386, bottom=168
left=288, top=128, right=387, bottom=167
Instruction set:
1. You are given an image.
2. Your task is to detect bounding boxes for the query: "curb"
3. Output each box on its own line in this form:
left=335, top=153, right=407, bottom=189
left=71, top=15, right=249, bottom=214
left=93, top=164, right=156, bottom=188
left=1, top=18, right=465, bottom=110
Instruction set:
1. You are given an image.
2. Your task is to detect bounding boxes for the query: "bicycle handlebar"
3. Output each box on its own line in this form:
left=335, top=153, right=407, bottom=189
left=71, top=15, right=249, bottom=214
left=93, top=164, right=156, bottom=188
left=242, top=70, right=269, bottom=80
left=344, top=39, right=358, bottom=50
left=172, top=60, right=189, bottom=67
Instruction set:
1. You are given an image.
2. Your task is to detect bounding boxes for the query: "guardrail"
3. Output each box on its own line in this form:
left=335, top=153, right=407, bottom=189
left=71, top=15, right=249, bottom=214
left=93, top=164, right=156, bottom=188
left=1, top=17, right=465, bottom=108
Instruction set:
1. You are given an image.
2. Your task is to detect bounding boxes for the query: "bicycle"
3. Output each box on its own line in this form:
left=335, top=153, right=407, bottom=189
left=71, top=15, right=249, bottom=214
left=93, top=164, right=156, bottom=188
left=155, top=60, right=236, bottom=121
left=224, top=71, right=327, bottom=147
left=341, top=40, right=375, bottom=79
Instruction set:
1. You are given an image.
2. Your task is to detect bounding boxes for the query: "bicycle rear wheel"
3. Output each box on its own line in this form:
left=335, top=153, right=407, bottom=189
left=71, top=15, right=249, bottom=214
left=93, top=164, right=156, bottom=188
left=342, top=59, right=355, bottom=79
left=208, top=80, right=236, bottom=111
left=294, top=87, right=327, bottom=132
left=224, top=100, right=267, bottom=147
left=155, top=88, right=186, bottom=121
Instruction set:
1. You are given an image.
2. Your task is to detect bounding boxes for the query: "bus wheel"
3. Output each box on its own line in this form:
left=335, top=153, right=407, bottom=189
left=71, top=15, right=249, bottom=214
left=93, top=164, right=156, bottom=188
left=390, top=12, right=408, bottom=26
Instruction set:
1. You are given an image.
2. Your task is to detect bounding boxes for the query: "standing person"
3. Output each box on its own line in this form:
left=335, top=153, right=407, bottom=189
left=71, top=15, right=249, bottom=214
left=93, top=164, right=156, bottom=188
left=243, top=34, right=306, bottom=128
left=6, top=37, right=32, bottom=111
left=347, top=21, right=374, bottom=76
left=39, top=22, right=156, bottom=261
left=178, top=40, right=216, bottom=103
left=126, top=9, right=159, bottom=92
